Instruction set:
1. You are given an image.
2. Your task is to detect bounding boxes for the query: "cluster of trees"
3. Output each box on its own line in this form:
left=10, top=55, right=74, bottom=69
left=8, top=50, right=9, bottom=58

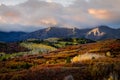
left=0, top=42, right=29, bottom=54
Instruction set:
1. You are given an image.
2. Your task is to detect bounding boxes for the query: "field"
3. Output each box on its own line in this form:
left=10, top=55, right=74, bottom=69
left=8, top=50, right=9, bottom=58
left=0, top=39, right=120, bottom=80
left=0, top=38, right=94, bottom=61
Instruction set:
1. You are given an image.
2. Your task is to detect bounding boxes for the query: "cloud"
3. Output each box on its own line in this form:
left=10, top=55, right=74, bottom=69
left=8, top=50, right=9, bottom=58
left=41, top=0, right=75, bottom=7
left=70, top=0, right=120, bottom=27
left=46, top=0, right=52, bottom=3
left=88, top=9, right=110, bottom=19
left=0, top=0, right=27, bottom=6
left=0, top=0, right=120, bottom=32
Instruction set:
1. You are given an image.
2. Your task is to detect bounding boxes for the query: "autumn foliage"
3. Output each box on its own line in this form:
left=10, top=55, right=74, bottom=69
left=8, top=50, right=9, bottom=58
left=0, top=39, right=120, bottom=80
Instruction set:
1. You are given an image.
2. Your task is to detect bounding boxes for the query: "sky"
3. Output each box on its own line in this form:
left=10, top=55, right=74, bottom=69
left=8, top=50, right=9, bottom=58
left=0, top=0, right=120, bottom=32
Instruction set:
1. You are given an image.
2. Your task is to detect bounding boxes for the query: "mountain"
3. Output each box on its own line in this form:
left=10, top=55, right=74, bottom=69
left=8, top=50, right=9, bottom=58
left=85, top=26, right=120, bottom=40
left=118, top=28, right=120, bottom=31
left=0, top=31, right=27, bottom=42
left=20, top=27, right=90, bottom=40
left=0, top=26, right=120, bottom=42
left=21, top=26, right=120, bottom=41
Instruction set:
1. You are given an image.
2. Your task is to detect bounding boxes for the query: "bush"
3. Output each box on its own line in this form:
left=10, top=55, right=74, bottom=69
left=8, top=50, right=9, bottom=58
left=9, top=62, right=32, bottom=70
left=66, top=57, right=71, bottom=63
left=10, top=74, right=23, bottom=80
left=22, top=63, right=32, bottom=69
left=1, top=57, right=7, bottom=61
left=0, top=68, right=10, bottom=73
left=105, top=51, right=115, bottom=58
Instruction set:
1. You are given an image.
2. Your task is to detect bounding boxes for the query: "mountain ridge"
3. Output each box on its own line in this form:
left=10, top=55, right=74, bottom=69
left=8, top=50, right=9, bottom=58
left=0, top=25, right=120, bottom=42
left=0, top=31, right=27, bottom=42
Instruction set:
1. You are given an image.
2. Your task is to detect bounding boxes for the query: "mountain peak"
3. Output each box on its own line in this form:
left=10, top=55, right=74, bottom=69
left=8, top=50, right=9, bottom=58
left=45, top=27, right=52, bottom=32
left=45, top=26, right=77, bottom=31
left=85, top=25, right=120, bottom=40
left=87, top=27, right=105, bottom=36
left=87, top=25, right=112, bottom=36
left=97, top=25, right=111, bottom=29
left=1, top=25, right=120, bottom=42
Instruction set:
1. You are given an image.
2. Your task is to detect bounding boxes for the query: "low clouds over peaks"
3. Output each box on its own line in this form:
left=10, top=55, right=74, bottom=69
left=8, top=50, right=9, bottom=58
left=0, top=0, right=120, bottom=32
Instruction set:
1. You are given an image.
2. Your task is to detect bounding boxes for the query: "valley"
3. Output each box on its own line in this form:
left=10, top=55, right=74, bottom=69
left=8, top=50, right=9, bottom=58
left=0, top=26, right=120, bottom=80
left=0, top=0, right=120, bottom=80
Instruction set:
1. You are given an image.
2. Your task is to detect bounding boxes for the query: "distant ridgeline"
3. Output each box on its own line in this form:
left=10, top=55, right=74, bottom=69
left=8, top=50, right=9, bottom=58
left=0, top=25, right=120, bottom=42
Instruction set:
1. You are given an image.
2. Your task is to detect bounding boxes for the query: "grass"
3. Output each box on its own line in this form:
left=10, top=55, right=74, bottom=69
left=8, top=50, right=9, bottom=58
left=20, top=42, right=57, bottom=54
left=71, top=53, right=105, bottom=63
left=0, top=52, right=29, bottom=61
left=0, top=39, right=119, bottom=80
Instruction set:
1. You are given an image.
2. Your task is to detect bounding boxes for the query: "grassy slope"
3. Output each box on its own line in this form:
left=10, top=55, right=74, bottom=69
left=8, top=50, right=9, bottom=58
left=20, top=42, right=57, bottom=54
left=0, top=39, right=120, bottom=80
left=0, top=38, right=94, bottom=61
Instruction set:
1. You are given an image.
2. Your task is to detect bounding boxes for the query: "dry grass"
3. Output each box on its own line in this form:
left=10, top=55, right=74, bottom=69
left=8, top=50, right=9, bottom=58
left=0, top=39, right=120, bottom=80
left=71, top=53, right=105, bottom=63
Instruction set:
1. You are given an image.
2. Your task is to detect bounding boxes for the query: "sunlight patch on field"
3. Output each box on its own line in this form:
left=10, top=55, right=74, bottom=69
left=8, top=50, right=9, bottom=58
left=20, top=42, right=56, bottom=54
left=71, top=53, right=104, bottom=63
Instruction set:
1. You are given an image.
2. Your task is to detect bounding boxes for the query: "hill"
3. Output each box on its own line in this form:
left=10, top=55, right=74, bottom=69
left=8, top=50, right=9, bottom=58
left=0, top=42, right=29, bottom=54
left=0, top=38, right=94, bottom=61
left=0, top=39, right=120, bottom=80
left=0, top=31, right=27, bottom=42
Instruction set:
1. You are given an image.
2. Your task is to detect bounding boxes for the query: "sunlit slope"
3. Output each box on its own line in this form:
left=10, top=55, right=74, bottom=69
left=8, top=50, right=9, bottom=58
left=0, top=39, right=120, bottom=80
left=20, top=42, right=56, bottom=54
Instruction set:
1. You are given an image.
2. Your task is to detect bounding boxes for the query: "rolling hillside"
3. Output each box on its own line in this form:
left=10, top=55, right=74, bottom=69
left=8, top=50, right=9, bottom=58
left=0, top=39, right=120, bottom=80
left=0, top=38, right=94, bottom=61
